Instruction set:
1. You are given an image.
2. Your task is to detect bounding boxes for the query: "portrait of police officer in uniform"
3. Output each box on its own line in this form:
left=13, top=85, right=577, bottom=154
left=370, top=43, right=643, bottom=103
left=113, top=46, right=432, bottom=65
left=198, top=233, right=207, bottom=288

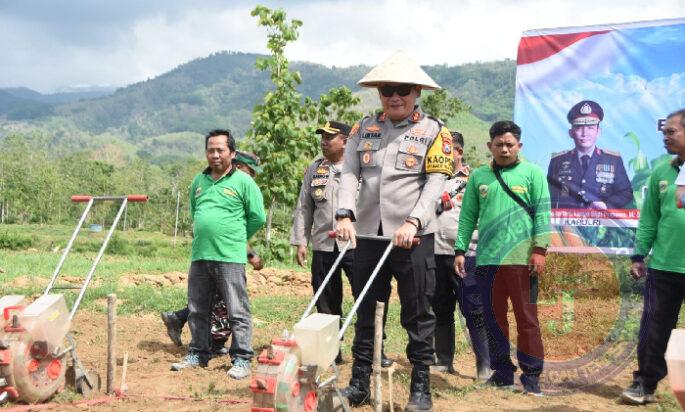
left=548, top=100, right=634, bottom=210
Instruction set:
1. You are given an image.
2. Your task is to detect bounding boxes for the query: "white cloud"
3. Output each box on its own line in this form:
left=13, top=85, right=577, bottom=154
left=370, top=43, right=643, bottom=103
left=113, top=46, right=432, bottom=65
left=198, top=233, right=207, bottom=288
left=0, top=0, right=683, bottom=91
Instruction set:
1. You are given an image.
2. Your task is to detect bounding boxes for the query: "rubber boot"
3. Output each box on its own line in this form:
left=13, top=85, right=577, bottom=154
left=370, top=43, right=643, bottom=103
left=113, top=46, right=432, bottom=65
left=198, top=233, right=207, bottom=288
left=469, top=309, right=493, bottom=381
left=405, top=364, right=432, bottom=412
left=341, top=362, right=371, bottom=406
left=433, top=323, right=455, bottom=373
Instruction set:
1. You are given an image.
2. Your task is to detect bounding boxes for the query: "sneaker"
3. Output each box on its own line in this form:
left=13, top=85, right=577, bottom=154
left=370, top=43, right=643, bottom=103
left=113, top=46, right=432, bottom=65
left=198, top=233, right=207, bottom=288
left=171, top=353, right=207, bottom=371
left=621, top=381, right=656, bottom=405
left=161, top=312, right=184, bottom=347
left=227, top=358, right=252, bottom=380
left=521, top=375, right=543, bottom=396
left=483, top=376, right=515, bottom=391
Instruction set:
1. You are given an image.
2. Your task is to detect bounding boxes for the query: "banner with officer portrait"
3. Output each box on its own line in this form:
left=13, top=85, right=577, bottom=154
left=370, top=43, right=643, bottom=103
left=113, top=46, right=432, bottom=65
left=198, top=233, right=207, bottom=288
left=514, top=18, right=685, bottom=254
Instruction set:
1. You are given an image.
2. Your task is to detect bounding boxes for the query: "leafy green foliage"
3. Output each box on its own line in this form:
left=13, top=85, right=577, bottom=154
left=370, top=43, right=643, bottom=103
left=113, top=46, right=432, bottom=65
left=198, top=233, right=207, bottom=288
left=0, top=231, right=34, bottom=250
left=246, top=5, right=361, bottom=255
left=422, top=89, right=470, bottom=122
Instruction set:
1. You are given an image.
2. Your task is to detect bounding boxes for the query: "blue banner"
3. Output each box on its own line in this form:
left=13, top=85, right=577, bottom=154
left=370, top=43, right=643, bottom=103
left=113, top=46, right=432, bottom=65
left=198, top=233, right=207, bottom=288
left=514, top=18, right=685, bottom=254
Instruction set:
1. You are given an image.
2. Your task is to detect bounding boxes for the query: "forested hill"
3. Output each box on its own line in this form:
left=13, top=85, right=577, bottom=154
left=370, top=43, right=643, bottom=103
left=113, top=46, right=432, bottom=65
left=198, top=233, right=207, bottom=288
left=2, top=51, right=515, bottom=141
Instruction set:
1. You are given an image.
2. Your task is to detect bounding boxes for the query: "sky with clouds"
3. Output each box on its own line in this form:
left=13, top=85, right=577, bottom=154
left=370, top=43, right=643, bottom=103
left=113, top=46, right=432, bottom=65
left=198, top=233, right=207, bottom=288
left=2, top=0, right=684, bottom=92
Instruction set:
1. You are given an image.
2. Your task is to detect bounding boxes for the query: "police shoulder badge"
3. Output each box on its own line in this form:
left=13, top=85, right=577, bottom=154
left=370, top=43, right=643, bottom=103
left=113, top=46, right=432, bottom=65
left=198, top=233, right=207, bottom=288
left=350, top=122, right=360, bottom=136
left=424, top=127, right=454, bottom=175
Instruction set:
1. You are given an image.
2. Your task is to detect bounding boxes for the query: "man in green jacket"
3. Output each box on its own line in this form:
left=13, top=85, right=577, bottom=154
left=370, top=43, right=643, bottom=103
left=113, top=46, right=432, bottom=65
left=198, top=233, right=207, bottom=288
left=171, top=129, right=266, bottom=380
left=455, top=120, right=550, bottom=396
left=621, top=108, right=685, bottom=405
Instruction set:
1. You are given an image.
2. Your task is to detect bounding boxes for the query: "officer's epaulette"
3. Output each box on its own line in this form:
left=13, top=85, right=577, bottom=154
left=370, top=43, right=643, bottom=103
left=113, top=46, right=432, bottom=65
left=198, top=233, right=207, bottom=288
left=551, top=150, right=572, bottom=158
left=600, top=148, right=621, bottom=157
left=426, top=114, right=444, bottom=127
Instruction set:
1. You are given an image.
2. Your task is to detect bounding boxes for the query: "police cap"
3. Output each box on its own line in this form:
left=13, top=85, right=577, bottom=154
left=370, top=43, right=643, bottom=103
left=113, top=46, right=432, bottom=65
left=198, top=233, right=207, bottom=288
left=567, top=100, right=604, bottom=126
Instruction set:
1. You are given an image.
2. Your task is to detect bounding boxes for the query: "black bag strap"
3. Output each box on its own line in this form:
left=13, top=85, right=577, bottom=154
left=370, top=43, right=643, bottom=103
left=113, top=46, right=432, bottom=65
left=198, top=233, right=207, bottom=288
left=493, top=166, right=535, bottom=221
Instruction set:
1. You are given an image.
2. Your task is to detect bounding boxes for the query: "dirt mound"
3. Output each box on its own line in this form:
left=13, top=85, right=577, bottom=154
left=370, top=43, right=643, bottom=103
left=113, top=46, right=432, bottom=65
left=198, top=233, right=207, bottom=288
left=119, top=272, right=187, bottom=287
left=247, top=268, right=311, bottom=297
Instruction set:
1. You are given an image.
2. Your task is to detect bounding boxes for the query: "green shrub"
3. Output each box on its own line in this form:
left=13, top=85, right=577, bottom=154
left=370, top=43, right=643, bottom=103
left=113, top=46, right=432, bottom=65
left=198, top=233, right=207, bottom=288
left=0, top=231, right=34, bottom=250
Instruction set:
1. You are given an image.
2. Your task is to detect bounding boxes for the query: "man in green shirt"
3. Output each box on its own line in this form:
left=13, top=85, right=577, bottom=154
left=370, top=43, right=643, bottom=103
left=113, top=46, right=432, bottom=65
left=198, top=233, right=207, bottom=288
left=171, top=129, right=266, bottom=380
left=455, top=120, right=550, bottom=396
left=621, top=108, right=685, bottom=405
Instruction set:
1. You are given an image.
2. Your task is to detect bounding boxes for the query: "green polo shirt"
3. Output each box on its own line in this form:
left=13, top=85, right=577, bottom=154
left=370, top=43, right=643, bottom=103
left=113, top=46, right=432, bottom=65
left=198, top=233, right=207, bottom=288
left=190, top=167, right=266, bottom=263
left=456, top=160, right=551, bottom=266
left=634, top=160, right=685, bottom=274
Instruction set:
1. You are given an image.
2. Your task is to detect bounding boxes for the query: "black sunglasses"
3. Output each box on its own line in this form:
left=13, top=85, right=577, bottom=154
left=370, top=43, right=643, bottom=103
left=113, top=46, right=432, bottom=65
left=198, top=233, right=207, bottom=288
left=379, top=84, right=414, bottom=97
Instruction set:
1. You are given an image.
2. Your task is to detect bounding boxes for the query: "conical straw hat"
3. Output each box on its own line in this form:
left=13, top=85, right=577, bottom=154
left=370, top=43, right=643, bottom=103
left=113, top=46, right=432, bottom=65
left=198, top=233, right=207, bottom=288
left=358, top=50, right=440, bottom=90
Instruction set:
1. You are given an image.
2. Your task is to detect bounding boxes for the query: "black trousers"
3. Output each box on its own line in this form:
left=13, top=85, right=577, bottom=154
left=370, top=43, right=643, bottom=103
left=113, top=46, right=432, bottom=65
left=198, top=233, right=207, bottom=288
left=432, top=255, right=489, bottom=367
left=634, top=268, right=685, bottom=391
left=351, top=235, right=436, bottom=366
left=311, top=246, right=354, bottom=318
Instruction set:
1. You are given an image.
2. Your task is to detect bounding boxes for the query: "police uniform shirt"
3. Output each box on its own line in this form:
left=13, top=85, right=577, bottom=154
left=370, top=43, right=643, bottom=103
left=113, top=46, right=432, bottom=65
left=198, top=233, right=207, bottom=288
left=547, top=147, right=633, bottom=209
left=434, top=166, right=478, bottom=256
left=291, top=158, right=349, bottom=252
left=338, top=107, right=454, bottom=235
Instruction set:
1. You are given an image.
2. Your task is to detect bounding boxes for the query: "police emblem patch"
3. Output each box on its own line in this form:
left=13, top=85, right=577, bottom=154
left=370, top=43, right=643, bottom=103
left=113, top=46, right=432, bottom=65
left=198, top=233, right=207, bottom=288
left=405, top=155, right=417, bottom=168
left=366, top=124, right=381, bottom=132
left=408, top=145, right=418, bottom=154
left=316, top=167, right=329, bottom=175
left=440, top=132, right=452, bottom=155
left=362, top=151, right=372, bottom=165
left=479, top=184, right=489, bottom=198
left=313, top=188, right=324, bottom=198
left=364, top=141, right=373, bottom=150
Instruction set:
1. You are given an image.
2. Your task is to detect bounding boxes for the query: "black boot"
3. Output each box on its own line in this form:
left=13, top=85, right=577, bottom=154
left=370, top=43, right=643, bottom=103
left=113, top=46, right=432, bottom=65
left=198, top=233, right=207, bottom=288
left=433, top=323, right=455, bottom=372
left=469, top=309, right=492, bottom=381
left=405, top=364, right=432, bottom=412
left=381, top=350, right=394, bottom=368
left=341, top=362, right=371, bottom=406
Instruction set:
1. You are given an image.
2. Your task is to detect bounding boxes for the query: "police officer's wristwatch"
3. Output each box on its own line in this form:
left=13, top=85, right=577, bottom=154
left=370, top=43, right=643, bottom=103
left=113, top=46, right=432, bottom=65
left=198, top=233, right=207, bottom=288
left=405, top=216, right=421, bottom=230
left=335, top=208, right=356, bottom=221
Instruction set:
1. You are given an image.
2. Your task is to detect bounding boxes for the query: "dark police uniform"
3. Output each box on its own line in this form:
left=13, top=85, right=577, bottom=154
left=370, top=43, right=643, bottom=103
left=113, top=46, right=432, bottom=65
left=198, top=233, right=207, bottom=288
left=548, top=147, right=634, bottom=208
left=548, top=99, right=634, bottom=209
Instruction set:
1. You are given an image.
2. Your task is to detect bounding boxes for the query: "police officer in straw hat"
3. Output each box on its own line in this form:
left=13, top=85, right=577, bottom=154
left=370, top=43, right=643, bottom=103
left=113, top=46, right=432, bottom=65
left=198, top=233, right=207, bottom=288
left=335, top=50, right=454, bottom=411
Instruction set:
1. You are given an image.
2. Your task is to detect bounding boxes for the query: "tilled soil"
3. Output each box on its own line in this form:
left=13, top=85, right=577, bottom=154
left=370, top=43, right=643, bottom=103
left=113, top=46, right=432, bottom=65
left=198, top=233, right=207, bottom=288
left=2, top=267, right=678, bottom=411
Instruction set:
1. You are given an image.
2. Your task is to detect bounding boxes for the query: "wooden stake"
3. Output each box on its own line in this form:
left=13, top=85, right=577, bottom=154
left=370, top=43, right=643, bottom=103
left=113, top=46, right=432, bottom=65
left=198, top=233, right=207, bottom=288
left=373, top=301, right=384, bottom=412
left=120, top=351, right=129, bottom=393
left=106, top=294, right=117, bottom=395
